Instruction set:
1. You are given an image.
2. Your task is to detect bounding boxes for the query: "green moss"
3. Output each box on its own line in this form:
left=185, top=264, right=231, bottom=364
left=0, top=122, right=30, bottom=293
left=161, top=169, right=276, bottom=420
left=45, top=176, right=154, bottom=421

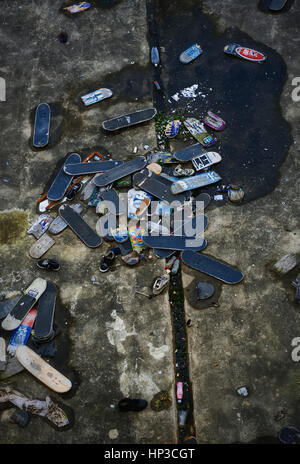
left=0, top=210, right=28, bottom=245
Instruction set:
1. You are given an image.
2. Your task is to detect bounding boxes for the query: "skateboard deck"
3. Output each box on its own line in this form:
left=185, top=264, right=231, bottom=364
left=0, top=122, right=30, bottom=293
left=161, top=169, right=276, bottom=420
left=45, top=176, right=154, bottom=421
left=7, top=308, right=37, bottom=355
left=165, top=120, right=181, bottom=138
left=180, top=43, right=202, bottom=64
left=33, top=281, right=56, bottom=341
left=59, top=204, right=102, bottom=248
left=203, top=111, right=226, bottom=131
left=147, top=151, right=178, bottom=164
left=133, top=170, right=187, bottom=204
left=269, top=0, right=287, bottom=10
left=102, top=108, right=157, bottom=131
left=64, top=160, right=123, bottom=176
left=0, top=296, right=20, bottom=320
left=174, top=143, right=206, bottom=162
left=64, top=2, right=91, bottom=14
left=33, top=103, right=51, bottom=148
left=171, top=170, right=221, bottom=194
left=193, top=192, right=211, bottom=210
left=48, top=203, right=84, bottom=235
left=184, top=118, right=216, bottom=147
left=142, top=234, right=207, bottom=252
left=191, top=152, right=222, bottom=171
left=47, top=153, right=81, bottom=201
left=224, top=43, right=267, bottom=63
left=153, top=249, right=176, bottom=259
left=2, top=279, right=47, bottom=331
left=100, top=189, right=126, bottom=216
left=16, top=345, right=72, bottom=393
left=29, top=233, right=55, bottom=259
left=93, top=156, right=147, bottom=187
left=182, top=250, right=244, bottom=284
left=27, top=214, right=53, bottom=239
left=81, top=88, right=112, bottom=106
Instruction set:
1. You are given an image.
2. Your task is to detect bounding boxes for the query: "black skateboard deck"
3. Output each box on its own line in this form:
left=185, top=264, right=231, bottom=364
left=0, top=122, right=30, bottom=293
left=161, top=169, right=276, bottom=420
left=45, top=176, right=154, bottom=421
left=133, top=170, right=187, bottom=205
left=2, top=278, right=47, bottom=331
left=174, top=143, right=206, bottom=162
left=153, top=249, right=176, bottom=259
left=63, top=160, right=123, bottom=176
left=102, top=108, right=157, bottom=131
left=100, top=189, right=126, bottom=216
left=0, top=296, right=20, bottom=320
left=269, top=0, right=287, bottom=10
left=182, top=250, right=244, bottom=284
left=48, top=153, right=81, bottom=201
left=33, top=281, right=56, bottom=341
left=93, top=157, right=147, bottom=187
left=193, top=192, right=211, bottom=210
left=142, top=235, right=207, bottom=252
left=33, top=103, right=51, bottom=148
left=59, top=204, right=102, bottom=248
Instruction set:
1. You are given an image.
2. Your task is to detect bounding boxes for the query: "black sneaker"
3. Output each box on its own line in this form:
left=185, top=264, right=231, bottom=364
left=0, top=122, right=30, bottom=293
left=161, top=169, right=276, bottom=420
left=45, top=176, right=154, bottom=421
left=37, top=259, right=60, bottom=271
left=99, top=251, right=115, bottom=273
left=66, top=183, right=82, bottom=200
left=118, top=398, right=148, bottom=412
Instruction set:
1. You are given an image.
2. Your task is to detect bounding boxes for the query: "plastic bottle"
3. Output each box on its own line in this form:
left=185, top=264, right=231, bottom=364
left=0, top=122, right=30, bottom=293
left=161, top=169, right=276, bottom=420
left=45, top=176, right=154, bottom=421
left=176, top=381, right=183, bottom=403
left=151, top=47, right=160, bottom=66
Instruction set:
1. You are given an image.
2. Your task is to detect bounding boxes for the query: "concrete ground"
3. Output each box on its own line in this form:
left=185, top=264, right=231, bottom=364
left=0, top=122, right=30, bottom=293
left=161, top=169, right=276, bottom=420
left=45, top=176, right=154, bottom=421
left=0, top=0, right=299, bottom=445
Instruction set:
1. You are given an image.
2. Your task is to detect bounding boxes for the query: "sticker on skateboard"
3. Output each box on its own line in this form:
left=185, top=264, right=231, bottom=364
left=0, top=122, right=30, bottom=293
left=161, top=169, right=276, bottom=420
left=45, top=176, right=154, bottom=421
left=93, top=156, right=147, bottom=187
left=47, top=153, right=81, bottom=201
left=7, top=308, right=37, bottom=355
left=180, top=43, right=202, bottom=64
left=33, top=281, right=56, bottom=341
left=64, top=2, right=91, bottom=14
left=133, top=169, right=187, bottom=205
left=63, top=160, right=123, bottom=176
left=33, top=103, right=51, bottom=148
left=171, top=170, right=222, bottom=194
left=203, top=111, right=226, bottom=131
left=165, top=120, right=181, bottom=138
left=16, top=345, right=72, bottom=393
left=102, top=108, right=157, bottom=131
left=147, top=151, right=178, bottom=164
left=174, top=143, right=206, bottom=162
left=191, top=152, right=222, bottom=172
left=181, top=250, right=244, bottom=284
left=29, top=233, right=55, bottom=259
left=2, top=278, right=47, bottom=331
left=184, top=118, right=216, bottom=147
left=59, top=204, right=102, bottom=248
left=142, top=234, right=207, bottom=252
left=27, top=214, right=53, bottom=239
left=127, top=188, right=152, bottom=219
left=48, top=203, right=84, bottom=235
left=81, top=88, right=112, bottom=106
left=224, top=43, right=267, bottom=63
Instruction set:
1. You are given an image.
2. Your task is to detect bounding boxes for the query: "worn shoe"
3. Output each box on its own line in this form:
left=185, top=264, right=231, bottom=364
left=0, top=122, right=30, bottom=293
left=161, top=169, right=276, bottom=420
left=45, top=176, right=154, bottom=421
left=37, top=259, right=60, bottom=271
left=121, top=251, right=140, bottom=266
left=99, top=250, right=116, bottom=273
left=118, top=398, right=148, bottom=412
left=66, top=183, right=82, bottom=200
left=153, top=273, right=170, bottom=295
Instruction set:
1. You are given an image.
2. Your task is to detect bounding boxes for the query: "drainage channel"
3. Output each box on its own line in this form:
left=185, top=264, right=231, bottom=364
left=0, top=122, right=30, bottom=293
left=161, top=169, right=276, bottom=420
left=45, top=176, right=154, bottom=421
left=146, top=0, right=196, bottom=443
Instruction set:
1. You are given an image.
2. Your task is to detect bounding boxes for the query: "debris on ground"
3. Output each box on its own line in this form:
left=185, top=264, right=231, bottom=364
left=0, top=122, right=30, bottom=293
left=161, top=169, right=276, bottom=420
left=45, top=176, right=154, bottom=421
left=272, top=254, right=298, bottom=276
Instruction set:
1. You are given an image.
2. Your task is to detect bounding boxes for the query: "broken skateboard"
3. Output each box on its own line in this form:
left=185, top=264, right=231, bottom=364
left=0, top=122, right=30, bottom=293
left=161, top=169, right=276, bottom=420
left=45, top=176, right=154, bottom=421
left=32, top=281, right=56, bottom=342
left=171, top=170, right=221, bottom=194
left=64, top=159, right=123, bottom=176
left=81, top=88, right=112, bottom=106
left=142, top=234, right=207, bottom=252
left=184, top=118, right=216, bottom=147
left=102, top=108, right=157, bottom=131
left=224, top=43, right=267, bottom=63
left=93, top=156, right=147, bottom=187
left=203, top=111, right=226, bottom=131
left=133, top=169, right=187, bottom=204
left=16, top=345, right=72, bottom=393
left=33, top=103, right=51, bottom=148
left=2, top=278, right=47, bottom=331
left=181, top=250, right=244, bottom=284
left=180, top=43, right=202, bottom=64
left=174, top=143, right=206, bottom=162
left=191, top=152, right=222, bottom=172
left=29, top=233, right=55, bottom=259
left=48, top=153, right=81, bottom=201
left=27, top=214, right=54, bottom=239
left=59, top=204, right=102, bottom=248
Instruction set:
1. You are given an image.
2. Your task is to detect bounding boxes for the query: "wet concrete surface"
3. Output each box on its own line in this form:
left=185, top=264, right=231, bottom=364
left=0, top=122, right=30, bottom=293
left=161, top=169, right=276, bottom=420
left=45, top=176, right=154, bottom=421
left=0, top=0, right=299, bottom=446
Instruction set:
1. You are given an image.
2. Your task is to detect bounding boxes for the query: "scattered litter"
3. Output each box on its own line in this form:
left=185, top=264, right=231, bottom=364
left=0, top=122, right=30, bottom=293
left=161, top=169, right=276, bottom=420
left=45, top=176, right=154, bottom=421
left=236, top=386, right=249, bottom=397
left=151, top=46, right=160, bottom=66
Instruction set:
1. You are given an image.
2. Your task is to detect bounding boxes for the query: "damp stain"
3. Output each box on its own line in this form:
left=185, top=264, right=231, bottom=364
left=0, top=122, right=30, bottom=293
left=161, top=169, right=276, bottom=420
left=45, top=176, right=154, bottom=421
left=0, top=210, right=28, bottom=246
